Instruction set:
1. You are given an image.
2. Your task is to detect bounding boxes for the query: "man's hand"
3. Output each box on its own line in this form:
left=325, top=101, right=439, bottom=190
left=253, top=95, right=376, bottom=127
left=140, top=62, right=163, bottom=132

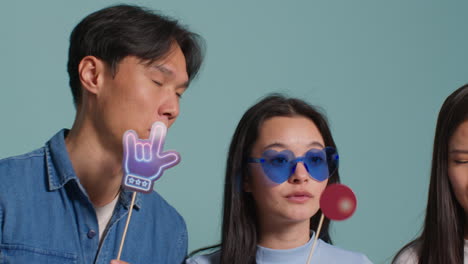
left=122, top=121, right=180, bottom=193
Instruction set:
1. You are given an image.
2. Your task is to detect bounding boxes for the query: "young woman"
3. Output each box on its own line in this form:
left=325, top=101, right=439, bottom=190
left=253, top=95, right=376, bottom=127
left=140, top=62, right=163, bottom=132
left=187, top=94, right=371, bottom=264
left=393, top=84, right=468, bottom=264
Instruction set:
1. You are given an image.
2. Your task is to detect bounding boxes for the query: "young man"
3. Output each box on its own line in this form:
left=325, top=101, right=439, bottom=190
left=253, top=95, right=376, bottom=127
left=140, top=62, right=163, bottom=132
left=0, top=4, right=204, bottom=264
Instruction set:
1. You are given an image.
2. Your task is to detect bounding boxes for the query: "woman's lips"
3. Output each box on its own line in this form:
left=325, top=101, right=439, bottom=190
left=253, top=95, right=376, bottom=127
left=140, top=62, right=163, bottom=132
left=286, top=191, right=313, bottom=203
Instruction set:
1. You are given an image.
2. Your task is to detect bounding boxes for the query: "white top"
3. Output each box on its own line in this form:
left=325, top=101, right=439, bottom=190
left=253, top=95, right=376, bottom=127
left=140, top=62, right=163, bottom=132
left=187, top=233, right=372, bottom=264
left=394, top=241, right=468, bottom=264
left=94, top=195, right=119, bottom=241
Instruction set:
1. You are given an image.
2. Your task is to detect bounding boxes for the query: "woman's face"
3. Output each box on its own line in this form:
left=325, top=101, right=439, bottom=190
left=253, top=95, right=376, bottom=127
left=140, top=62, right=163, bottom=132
left=246, top=116, right=328, bottom=225
left=448, top=120, right=468, bottom=216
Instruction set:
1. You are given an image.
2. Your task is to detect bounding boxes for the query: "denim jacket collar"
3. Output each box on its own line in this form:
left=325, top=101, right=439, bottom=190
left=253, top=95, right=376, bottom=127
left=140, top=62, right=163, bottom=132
left=45, top=129, right=141, bottom=209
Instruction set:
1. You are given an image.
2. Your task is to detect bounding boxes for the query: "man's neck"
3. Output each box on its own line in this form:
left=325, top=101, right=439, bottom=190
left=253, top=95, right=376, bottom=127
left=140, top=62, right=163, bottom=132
left=65, top=118, right=123, bottom=207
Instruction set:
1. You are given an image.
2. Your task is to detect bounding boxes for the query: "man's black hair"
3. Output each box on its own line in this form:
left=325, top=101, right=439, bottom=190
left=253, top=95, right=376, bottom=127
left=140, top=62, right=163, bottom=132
left=67, top=4, right=204, bottom=106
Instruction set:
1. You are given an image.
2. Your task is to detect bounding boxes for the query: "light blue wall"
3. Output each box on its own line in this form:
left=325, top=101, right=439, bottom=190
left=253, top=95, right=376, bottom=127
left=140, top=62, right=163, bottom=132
left=1, top=1, right=467, bottom=263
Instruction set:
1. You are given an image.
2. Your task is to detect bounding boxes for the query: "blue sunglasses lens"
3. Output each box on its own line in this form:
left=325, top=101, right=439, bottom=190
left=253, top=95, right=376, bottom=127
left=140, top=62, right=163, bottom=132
left=304, top=149, right=329, bottom=181
left=255, top=147, right=339, bottom=183
left=261, top=149, right=295, bottom=184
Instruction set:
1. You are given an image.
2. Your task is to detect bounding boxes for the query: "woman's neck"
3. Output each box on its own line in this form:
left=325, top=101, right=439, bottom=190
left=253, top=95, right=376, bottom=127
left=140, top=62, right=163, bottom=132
left=258, top=218, right=311, bottom=250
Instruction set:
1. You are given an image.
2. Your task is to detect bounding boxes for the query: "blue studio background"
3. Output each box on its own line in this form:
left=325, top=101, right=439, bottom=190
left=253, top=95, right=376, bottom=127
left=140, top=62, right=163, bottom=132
left=1, top=1, right=467, bottom=263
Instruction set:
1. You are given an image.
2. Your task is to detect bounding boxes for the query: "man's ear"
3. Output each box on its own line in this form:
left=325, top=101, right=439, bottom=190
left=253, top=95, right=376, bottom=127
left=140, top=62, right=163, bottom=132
left=78, top=56, right=106, bottom=95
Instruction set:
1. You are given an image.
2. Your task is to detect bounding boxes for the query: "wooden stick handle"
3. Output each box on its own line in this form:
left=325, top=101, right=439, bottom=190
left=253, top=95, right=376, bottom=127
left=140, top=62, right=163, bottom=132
left=117, top=191, right=137, bottom=260
left=306, top=213, right=325, bottom=264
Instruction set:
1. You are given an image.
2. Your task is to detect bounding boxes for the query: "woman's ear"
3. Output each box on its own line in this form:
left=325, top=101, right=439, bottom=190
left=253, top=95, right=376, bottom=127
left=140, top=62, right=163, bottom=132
left=78, top=55, right=106, bottom=95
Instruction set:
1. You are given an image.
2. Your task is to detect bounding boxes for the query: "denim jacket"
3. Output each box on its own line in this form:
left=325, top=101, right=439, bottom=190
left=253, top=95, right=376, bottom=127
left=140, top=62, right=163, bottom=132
left=0, top=130, right=187, bottom=263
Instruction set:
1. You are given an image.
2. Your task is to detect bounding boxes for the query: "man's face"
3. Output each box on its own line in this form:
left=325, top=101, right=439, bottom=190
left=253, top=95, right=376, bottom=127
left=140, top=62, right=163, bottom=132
left=95, top=43, right=189, bottom=148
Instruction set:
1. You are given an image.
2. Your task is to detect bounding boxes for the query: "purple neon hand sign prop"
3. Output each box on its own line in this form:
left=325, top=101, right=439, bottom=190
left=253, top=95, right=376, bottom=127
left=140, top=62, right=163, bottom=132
left=122, top=121, right=180, bottom=193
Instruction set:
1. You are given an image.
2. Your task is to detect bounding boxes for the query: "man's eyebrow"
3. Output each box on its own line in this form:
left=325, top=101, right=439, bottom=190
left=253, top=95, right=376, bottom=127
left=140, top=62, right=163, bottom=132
left=153, top=65, right=173, bottom=76
left=152, top=64, right=189, bottom=88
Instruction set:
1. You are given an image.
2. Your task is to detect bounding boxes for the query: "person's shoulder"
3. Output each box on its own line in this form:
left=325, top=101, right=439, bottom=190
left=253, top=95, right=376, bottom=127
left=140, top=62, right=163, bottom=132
left=186, top=250, right=221, bottom=264
left=393, top=244, right=419, bottom=264
left=318, top=240, right=373, bottom=263
left=140, top=190, right=186, bottom=225
left=144, top=191, right=182, bottom=215
left=0, top=147, right=45, bottom=186
left=0, top=147, right=45, bottom=167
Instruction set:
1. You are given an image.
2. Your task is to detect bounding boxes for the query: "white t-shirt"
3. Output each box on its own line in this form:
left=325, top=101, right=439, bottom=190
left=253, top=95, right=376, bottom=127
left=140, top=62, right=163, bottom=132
left=95, top=195, right=119, bottom=241
left=394, top=241, right=468, bottom=264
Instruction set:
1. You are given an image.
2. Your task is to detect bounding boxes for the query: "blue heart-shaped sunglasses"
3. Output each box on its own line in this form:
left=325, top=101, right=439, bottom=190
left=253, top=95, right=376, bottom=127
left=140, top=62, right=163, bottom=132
left=248, top=147, right=339, bottom=183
